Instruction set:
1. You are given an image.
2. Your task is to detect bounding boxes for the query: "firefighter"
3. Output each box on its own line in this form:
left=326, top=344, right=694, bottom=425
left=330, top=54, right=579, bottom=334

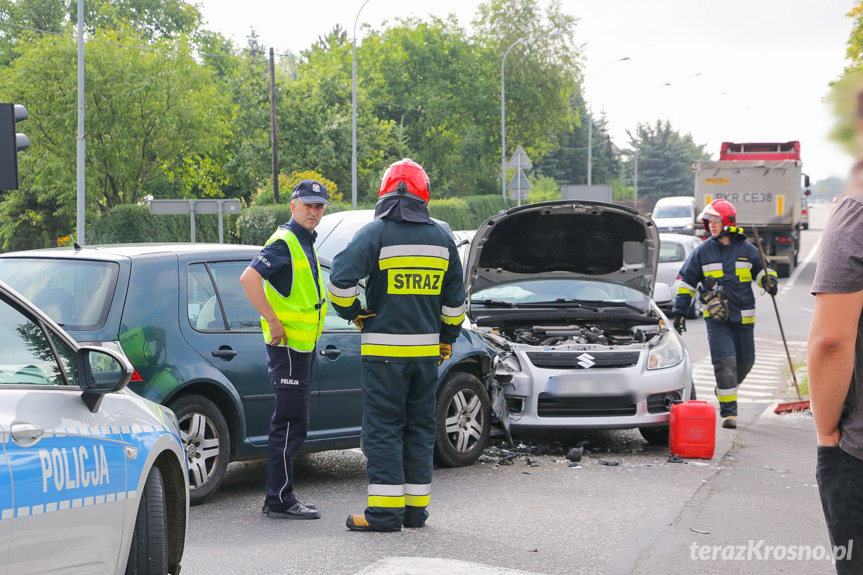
left=671, top=198, right=778, bottom=429
left=240, top=180, right=329, bottom=520
left=327, top=158, right=465, bottom=532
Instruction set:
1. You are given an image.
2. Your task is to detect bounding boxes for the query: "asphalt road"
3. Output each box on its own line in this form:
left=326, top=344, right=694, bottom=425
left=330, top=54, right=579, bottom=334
left=180, top=205, right=831, bottom=575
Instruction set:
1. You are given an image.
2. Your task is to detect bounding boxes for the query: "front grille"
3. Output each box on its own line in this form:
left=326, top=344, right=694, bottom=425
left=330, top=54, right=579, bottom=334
left=537, top=393, right=637, bottom=418
left=526, top=351, right=641, bottom=370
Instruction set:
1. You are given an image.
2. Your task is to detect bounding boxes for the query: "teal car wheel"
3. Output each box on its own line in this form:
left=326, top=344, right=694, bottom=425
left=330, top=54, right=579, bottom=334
left=434, top=372, right=491, bottom=467
left=171, top=394, right=230, bottom=504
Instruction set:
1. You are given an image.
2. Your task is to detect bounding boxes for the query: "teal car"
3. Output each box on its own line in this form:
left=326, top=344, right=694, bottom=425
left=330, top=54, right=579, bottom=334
left=0, top=243, right=495, bottom=504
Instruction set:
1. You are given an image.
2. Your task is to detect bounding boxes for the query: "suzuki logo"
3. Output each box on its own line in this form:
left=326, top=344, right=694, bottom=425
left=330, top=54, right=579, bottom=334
left=577, top=353, right=595, bottom=369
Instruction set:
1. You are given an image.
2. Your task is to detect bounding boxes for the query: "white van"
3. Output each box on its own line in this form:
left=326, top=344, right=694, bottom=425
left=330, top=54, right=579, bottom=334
left=651, top=196, right=699, bottom=235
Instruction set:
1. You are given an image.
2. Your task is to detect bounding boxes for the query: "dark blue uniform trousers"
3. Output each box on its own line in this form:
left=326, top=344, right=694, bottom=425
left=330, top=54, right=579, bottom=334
left=705, top=319, right=754, bottom=418
left=362, top=359, right=438, bottom=530
left=265, top=345, right=313, bottom=510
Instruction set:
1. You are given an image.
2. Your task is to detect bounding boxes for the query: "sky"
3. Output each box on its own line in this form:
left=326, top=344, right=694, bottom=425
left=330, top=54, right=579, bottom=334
left=195, top=0, right=858, bottom=182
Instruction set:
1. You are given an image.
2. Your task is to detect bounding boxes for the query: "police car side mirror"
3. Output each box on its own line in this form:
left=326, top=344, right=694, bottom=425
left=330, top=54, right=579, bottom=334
left=78, top=346, right=135, bottom=413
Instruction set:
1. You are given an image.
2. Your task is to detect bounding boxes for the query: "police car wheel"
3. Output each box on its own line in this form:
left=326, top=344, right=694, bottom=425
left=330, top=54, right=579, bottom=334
left=125, top=466, right=167, bottom=575
left=434, top=372, right=491, bottom=468
left=170, top=394, right=230, bottom=505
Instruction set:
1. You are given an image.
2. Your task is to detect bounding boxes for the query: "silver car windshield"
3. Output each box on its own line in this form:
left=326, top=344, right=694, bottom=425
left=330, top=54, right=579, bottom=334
left=0, top=258, right=119, bottom=331
left=471, top=279, right=650, bottom=309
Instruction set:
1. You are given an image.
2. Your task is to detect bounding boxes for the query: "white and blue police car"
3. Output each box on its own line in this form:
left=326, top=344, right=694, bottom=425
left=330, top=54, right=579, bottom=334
left=0, top=280, right=188, bottom=574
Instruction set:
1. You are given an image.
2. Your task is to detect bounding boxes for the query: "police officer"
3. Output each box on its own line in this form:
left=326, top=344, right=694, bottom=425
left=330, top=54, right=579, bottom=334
left=240, top=180, right=329, bottom=519
left=327, top=158, right=465, bottom=532
left=672, top=199, right=778, bottom=429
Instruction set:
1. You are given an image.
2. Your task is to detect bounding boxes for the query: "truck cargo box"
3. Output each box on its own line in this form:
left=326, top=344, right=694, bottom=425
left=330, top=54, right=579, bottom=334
left=694, top=159, right=802, bottom=230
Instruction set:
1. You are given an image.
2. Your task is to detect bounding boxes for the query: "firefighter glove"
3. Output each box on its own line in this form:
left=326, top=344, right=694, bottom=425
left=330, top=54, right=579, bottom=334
left=438, top=343, right=452, bottom=365
left=672, top=315, right=686, bottom=335
left=352, top=308, right=376, bottom=330
left=762, top=276, right=778, bottom=297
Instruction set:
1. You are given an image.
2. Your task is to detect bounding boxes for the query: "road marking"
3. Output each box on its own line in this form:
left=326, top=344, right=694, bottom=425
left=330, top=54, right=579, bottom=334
left=692, top=338, right=807, bottom=405
left=781, top=234, right=822, bottom=293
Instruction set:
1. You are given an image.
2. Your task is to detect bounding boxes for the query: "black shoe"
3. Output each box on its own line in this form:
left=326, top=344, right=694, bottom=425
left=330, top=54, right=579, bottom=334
left=722, top=415, right=737, bottom=429
left=262, top=499, right=317, bottom=514
left=267, top=501, right=320, bottom=520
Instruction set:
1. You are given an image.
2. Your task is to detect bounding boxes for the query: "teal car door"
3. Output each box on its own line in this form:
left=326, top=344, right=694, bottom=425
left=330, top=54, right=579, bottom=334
left=311, top=268, right=363, bottom=439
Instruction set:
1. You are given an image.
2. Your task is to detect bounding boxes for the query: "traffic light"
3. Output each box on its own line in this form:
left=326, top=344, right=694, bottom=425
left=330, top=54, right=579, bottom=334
left=0, top=103, right=29, bottom=191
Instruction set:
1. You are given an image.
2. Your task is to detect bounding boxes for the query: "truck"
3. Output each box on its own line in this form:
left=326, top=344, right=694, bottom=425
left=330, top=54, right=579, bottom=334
left=694, top=141, right=811, bottom=277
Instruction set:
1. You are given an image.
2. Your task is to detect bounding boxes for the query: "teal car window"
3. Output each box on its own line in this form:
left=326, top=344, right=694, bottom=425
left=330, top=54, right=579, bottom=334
left=0, top=258, right=119, bottom=330
left=188, top=261, right=261, bottom=332
left=0, top=299, right=68, bottom=385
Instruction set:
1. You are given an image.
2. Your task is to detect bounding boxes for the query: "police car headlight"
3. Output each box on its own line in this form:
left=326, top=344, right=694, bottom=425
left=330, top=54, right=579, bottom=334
left=684, top=223, right=694, bottom=230
left=648, top=332, right=684, bottom=370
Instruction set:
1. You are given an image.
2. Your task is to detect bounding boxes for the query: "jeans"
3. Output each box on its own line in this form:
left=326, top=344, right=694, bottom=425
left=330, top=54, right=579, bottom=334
left=816, top=445, right=863, bottom=574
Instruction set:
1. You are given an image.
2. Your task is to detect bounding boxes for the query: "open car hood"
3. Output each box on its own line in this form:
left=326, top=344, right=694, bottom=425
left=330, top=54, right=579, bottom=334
left=465, top=201, right=659, bottom=297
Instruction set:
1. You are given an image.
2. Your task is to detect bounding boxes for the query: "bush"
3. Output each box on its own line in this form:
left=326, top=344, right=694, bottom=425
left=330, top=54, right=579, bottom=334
left=429, top=194, right=504, bottom=230
left=89, top=204, right=231, bottom=244
left=235, top=201, right=354, bottom=245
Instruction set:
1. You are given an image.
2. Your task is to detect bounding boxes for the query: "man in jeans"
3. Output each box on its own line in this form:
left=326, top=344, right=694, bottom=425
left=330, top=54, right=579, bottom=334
left=809, top=160, right=863, bottom=573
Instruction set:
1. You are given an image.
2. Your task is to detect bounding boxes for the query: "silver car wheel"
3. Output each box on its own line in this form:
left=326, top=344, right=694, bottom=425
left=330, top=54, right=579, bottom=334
left=445, top=388, right=485, bottom=453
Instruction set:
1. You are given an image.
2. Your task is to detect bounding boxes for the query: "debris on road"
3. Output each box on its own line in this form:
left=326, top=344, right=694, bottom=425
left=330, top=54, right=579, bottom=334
left=689, top=528, right=710, bottom=535
left=599, top=459, right=620, bottom=466
left=764, top=465, right=791, bottom=473
left=667, top=454, right=685, bottom=464
left=566, top=447, right=584, bottom=463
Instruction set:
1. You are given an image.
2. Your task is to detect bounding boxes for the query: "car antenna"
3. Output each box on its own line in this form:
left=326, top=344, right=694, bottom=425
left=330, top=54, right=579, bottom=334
left=48, top=195, right=82, bottom=251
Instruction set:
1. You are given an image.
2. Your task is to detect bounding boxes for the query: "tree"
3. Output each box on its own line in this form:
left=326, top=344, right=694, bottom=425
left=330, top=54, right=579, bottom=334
left=536, top=92, right=619, bottom=185
left=0, top=29, right=231, bottom=248
left=623, top=120, right=710, bottom=199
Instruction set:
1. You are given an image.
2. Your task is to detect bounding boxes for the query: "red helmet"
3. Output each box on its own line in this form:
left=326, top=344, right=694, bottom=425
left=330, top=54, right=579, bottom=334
left=698, top=198, right=737, bottom=232
left=378, top=158, right=430, bottom=204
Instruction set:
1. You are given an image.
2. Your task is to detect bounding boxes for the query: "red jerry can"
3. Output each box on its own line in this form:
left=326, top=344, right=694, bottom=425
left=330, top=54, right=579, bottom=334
left=669, top=400, right=716, bottom=459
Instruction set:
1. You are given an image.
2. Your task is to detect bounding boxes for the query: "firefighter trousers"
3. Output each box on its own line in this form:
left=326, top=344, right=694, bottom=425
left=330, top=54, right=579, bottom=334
left=361, top=359, right=438, bottom=530
left=705, top=319, right=754, bottom=418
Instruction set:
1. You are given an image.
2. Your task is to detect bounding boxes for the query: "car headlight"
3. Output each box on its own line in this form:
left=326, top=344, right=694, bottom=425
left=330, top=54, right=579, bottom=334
left=496, top=352, right=521, bottom=373
left=684, top=223, right=694, bottom=230
left=648, top=331, right=684, bottom=370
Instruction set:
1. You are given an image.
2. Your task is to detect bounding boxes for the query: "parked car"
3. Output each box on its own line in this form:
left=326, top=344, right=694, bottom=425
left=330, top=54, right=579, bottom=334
left=0, top=279, right=187, bottom=574
left=0, top=244, right=495, bottom=504
left=651, top=196, right=699, bottom=235
left=657, top=233, right=705, bottom=319
left=465, top=201, right=694, bottom=444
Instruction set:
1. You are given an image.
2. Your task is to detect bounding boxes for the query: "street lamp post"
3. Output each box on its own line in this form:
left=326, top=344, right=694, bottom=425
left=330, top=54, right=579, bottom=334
left=352, top=0, right=372, bottom=209
left=501, top=31, right=561, bottom=207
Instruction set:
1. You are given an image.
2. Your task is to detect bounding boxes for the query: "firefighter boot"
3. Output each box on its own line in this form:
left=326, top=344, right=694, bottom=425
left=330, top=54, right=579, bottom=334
left=713, top=356, right=739, bottom=421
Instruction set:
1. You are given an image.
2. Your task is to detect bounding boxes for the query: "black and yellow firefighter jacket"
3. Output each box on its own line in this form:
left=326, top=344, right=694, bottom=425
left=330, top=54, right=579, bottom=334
left=672, top=233, right=777, bottom=325
left=327, top=216, right=465, bottom=360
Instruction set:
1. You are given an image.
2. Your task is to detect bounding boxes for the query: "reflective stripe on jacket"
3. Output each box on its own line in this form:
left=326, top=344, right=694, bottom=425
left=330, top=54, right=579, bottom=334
left=327, top=217, right=465, bottom=360
left=672, top=234, right=776, bottom=325
left=261, top=228, right=327, bottom=351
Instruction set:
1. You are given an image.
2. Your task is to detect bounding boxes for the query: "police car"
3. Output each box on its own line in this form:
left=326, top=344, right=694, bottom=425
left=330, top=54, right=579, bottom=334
left=0, top=280, right=187, bottom=574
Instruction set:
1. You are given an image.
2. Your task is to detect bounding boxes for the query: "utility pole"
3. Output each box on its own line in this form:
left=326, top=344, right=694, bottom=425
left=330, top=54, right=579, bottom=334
left=76, top=0, right=85, bottom=245
left=634, top=124, right=639, bottom=212
left=587, top=117, right=593, bottom=186
left=269, top=47, right=279, bottom=203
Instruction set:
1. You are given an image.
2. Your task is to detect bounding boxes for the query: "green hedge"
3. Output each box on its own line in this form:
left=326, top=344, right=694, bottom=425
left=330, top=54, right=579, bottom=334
left=235, top=201, right=354, bottom=245
left=428, top=194, right=504, bottom=230
left=89, top=204, right=233, bottom=244
left=89, top=194, right=505, bottom=246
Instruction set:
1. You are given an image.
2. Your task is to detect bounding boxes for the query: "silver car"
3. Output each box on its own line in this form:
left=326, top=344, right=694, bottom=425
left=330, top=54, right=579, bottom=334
left=0, top=281, right=188, bottom=574
left=658, top=233, right=705, bottom=319
left=465, top=201, right=693, bottom=444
